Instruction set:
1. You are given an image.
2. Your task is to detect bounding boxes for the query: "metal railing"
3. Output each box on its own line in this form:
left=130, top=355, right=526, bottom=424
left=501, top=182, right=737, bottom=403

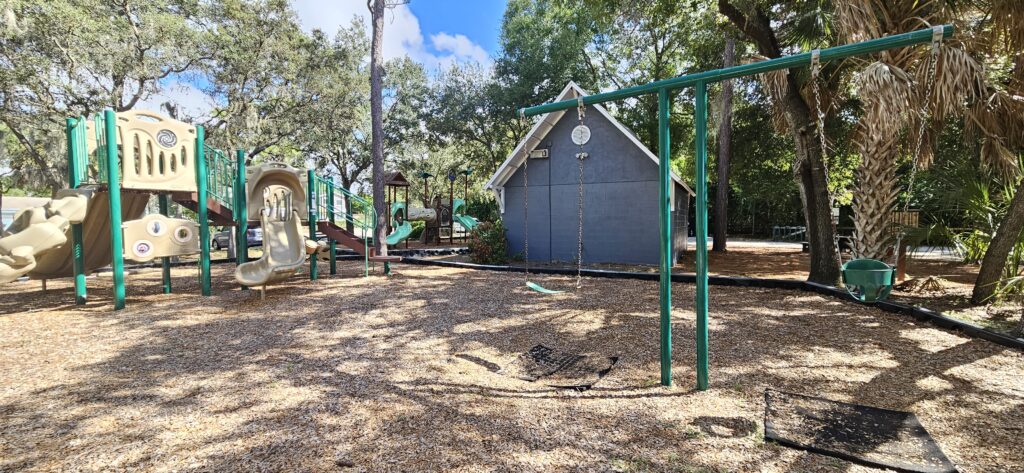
left=205, top=146, right=234, bottom=209
left=311, top=174, right=377, bottom=241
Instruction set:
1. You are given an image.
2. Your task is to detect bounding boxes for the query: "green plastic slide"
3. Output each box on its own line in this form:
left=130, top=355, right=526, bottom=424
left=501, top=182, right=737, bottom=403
left=452, top=199, right=479, bottom=231
left=385, top=220, right=413, bottom=246
left=454, top=214, right=479, bottom=232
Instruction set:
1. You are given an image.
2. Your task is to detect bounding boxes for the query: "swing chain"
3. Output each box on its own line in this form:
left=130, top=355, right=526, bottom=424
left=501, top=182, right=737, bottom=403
left=810, top=49, right=844, bottom=266
left=893, top=25, right=943, bottom=265
left=519, top=112, right=531, bottom=283
left=575, top=96, right=586, bottom=288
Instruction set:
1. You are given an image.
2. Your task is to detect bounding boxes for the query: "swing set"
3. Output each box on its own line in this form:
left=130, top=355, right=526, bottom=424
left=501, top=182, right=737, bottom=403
left=516, top=25, right=953, bottom=390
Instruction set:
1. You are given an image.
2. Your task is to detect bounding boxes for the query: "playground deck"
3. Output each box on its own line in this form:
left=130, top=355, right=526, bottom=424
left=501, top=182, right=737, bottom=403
left=1, top=263, right=1021, bottom=472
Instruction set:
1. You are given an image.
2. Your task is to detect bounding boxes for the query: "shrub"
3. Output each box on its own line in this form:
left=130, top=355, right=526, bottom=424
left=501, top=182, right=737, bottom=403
left=465, top=197, right=499, bottom=223
left=468, top=221, right=509, bottom=265
left=409, top=220, right=425, bottom=240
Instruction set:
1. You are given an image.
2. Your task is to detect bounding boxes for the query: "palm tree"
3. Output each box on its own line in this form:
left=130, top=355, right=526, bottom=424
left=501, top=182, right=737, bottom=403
left=835, top=0, right=1022, bottom=263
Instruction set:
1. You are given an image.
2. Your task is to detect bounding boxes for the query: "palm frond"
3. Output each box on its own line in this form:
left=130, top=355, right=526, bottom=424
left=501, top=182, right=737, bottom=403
left=748, top=55, right=791, bottom=134
left=856, top=61, right=915, bottom=127
left=929, top=45, right=986, bottom=120
left=980, top=136, right=1019, bottom=179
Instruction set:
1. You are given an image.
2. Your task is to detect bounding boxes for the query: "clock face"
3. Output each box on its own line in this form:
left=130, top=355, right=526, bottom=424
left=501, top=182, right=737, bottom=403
left=571, top=125, right=591, bottom=145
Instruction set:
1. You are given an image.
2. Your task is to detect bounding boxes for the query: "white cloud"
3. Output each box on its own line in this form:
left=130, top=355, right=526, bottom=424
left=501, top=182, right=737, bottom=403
left=291, top=0, right=489, bottom=71
left=430, top=32, right=490, bottom=64
left=139, top=1, right=492, bottom=118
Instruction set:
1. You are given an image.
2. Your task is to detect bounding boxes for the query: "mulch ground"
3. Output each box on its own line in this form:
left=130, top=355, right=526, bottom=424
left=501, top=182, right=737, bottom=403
left=440, top=246, right=1023, bottom=335
left=1, top=262, right=1022, bottom=472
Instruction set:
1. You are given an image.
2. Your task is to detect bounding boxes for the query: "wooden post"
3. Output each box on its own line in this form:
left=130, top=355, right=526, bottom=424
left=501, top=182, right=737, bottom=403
left=896, top=244, right=908, bottom=283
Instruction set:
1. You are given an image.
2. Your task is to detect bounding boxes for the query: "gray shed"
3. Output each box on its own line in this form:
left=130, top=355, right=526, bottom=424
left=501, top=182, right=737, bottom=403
left=485, top=82, right=694, bottom=265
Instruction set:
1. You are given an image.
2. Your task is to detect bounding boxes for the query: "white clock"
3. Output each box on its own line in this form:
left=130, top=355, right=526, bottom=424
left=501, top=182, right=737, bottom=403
left=571, top=125, right=591, bottom=145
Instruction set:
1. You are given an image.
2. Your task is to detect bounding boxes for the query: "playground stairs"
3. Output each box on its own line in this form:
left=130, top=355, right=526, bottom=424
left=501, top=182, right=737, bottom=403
left=317, top=221, right=402, bottom=263
left=171, top=192, right=235, bottom=226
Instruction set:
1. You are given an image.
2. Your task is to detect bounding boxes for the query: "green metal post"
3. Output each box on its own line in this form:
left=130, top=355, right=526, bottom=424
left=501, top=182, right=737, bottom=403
left=158, top=194, right=172, bottom=294
left=104, top=109, right=126, bottom=310
left=195, top=126, right=211, bottom=296
left=65, top=118, right=87, bottom=305
left=328, top=180, right=337, bottom=275
left=234, top=149, right=248, bottom=268
left=657, top=88, right=673, bottom=387
left=307, top=170, right=318, bottom=281
left=694, top=82, right=710, bottom=391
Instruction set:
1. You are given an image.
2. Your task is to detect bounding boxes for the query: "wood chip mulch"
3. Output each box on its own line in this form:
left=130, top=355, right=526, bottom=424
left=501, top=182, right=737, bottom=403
left=1, top=262, right=1022, bottom=472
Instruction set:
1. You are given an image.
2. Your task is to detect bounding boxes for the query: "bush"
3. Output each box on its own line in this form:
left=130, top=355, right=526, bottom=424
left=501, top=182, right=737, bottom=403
left=468, top=221, right=509, bottom=265
left=465, top=197, right=499, bottom=224
left=409, top=220, right=425, bottom=240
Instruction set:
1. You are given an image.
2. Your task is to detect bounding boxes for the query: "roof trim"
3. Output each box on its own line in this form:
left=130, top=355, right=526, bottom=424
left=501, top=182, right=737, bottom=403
left=484, top=81, right=694, bottom=196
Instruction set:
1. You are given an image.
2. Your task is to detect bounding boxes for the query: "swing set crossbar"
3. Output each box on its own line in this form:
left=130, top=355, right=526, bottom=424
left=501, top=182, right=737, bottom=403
left=518, top=25, right=952, bottom=118
left=514, top=24, right=954, bottom=392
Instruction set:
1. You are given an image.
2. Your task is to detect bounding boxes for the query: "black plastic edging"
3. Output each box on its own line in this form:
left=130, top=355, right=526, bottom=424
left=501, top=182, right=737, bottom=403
left=400, top=257, right=1024, bottom=351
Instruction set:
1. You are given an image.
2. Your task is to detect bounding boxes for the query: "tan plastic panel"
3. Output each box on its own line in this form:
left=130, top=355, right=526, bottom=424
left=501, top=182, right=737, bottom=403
left=29, top=189, right=150, bottom=279
left=246, top=163, right=308, bottom=221
left=122, top=214, right=200, bottom=263
left=0, top=191, right=89, bottom=284
left=116, top=110, right=198, bottom=192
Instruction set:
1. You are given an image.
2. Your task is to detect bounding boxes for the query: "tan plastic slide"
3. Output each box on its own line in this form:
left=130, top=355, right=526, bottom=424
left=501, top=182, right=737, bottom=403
left=29, top=189, right=149, bottom=279
left=0, top=191, right=89, bottom=283
left=234, top=186, right=318, bottom=295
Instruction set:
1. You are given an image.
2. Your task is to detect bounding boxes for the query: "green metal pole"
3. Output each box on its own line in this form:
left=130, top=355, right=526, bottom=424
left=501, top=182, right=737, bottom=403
left=694, top=82, right=710, bottom=391
left=234, top=149, right=248, bottom=267
left=307, top=170, right=318, bottom=281
left=158, top=194, right=172, bottom=294
left=195, top=126, right=211, bottom=296
left=657, top=88, right=673, bottom=387
left=104, top=109, right=126, bottom=310
left=328, top=180, right=337, bottom=275
left=519, top=25, right=953, bottom=118
left=65, top=118, right=87, bottom=305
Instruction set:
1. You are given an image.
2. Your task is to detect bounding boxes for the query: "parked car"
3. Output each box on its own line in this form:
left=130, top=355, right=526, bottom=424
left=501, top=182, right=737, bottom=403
left=211, top=227, right=262, bottom=250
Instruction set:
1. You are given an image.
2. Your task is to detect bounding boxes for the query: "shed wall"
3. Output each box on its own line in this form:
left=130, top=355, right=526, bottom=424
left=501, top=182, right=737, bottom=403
left=502, top=105, right=688, bottom=265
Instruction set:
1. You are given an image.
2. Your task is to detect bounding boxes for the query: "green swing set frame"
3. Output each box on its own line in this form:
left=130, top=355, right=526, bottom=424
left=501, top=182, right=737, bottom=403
left=517, top=25, right=953, bottom=390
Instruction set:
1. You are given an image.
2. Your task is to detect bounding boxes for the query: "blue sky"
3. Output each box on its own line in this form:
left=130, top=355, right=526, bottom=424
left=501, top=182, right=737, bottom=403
left=409, top=0, right=506, bottom=56
left=145, top=1, right=507, bottom=118
left=291, top=0, right=505, bottom=70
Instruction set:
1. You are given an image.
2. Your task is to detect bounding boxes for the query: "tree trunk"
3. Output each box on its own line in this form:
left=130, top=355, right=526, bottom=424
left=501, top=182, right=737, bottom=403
left=972, top=177, right=1024, bottom=303
left=1016, top=302, right=1024, bottom=338
left=713, top=38, right=735, bottom=252
left=340, top=174, right=356, bottom=233
left=368, top=0, right=387, bottom=256
left=717, top=0, right=841, bottom=284
left=853, top=128, right=900, bottom=260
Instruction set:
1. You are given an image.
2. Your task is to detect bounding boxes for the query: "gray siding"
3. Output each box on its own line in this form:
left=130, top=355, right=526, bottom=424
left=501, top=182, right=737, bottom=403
left=503, top=104, right=689, bottom=265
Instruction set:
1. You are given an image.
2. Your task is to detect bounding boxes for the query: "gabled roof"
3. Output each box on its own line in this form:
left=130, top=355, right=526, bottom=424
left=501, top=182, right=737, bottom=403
left=484, top=81, right=694, bottom=196
left=383, top=171, right=411, bottom=187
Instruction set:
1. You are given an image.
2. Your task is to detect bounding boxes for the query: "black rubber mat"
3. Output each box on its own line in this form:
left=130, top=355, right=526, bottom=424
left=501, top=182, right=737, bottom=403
left=502, top=344, right=617, bottom=390
left=764, top=390, right=957, bottom=473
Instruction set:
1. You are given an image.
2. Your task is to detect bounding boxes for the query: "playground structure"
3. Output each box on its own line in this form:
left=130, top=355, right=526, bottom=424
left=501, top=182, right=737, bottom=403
left=0, top=108, right=407, bottom=308
left=516, top=24, right=953, bottom=390
left=377, top=169, right=480, bottom=248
